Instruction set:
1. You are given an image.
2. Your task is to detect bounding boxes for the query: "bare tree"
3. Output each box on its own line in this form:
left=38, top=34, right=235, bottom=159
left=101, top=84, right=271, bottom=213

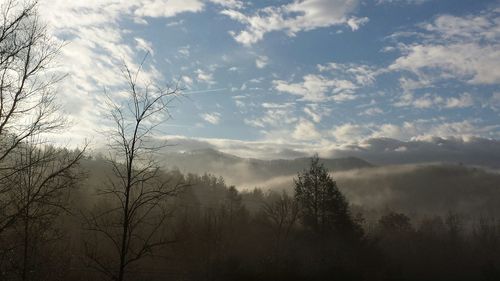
left=0, top=3, right=88, bottom=279
left=262, top=191, right=299, bottom=255
left=82, top=60, right=184, bottom=281
left=2, top=135, right=86, bottom=281
left=0, top=0, right=67, bottom=233
left=0, top=0, right=65, bottom=161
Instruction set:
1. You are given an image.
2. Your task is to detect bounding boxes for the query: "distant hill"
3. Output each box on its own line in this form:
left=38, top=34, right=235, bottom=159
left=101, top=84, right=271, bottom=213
left=157, top=149, right=500, bottom=219
left=85, top=148, right=500, bottom=219
left=336, top=164, right=500, bottom=219
left=158, top=148, right=373, bottom=187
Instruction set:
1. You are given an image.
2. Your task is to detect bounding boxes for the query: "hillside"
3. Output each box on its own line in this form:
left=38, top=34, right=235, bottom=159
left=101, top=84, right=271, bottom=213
left=158, top=148, right=373, bottom=187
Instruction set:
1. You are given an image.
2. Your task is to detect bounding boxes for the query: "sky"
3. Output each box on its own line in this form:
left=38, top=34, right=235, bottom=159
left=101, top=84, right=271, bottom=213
left=20, top=0, right=500, bottom=160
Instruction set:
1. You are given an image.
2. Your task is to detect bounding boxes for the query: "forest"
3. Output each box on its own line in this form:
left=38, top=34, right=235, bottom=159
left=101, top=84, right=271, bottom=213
left=0, top=1, right=499, bottom=281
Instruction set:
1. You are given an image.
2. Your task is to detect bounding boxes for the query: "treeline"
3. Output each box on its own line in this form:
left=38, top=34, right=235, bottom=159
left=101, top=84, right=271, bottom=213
left=1, top=152, right=500, bottom=280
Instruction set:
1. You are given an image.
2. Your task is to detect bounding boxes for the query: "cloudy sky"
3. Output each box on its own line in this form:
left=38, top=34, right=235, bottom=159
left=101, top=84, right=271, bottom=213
left=25, top=0, right=500, bottom=160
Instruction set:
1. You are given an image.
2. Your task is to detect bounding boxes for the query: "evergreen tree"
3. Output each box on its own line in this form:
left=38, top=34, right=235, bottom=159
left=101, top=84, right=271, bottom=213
left=294, top=155, right=360, bottom=237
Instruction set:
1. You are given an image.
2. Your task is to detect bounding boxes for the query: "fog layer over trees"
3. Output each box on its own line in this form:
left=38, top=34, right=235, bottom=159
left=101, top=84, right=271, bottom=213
left=0, top=1, right=499, bottom=281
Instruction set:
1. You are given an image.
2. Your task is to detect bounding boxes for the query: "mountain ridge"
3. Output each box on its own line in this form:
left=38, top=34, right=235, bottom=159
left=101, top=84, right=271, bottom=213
left=160, top=148, right=373, bottom=174
left=157, top=148, right=373, bottom=189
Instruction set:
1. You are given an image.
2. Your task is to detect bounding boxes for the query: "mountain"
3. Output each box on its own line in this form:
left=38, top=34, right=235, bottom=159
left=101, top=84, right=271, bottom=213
left=337, top=164, right=500, bottom=219
left=86, top=148, right=500, bottom=218
left=158, top=148, right=500, bottom=218
left=158, top=148, right=373, bottom=188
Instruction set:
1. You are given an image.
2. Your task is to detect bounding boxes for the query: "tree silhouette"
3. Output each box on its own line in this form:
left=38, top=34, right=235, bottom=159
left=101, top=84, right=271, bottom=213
left=262, top=191, right=299, bottom=255
left=82, top=58, right=184, bottom=281
left=378, top=212, right=413, bottom=234
left=0, top=0, right=67, bottom=225
left=0, top=1, right=86, bottom=278
left=0, top=0, right=65, bottom=171
left=5, top=136, right=85, bottom=281
left=294, top=154, right=359, bottom=237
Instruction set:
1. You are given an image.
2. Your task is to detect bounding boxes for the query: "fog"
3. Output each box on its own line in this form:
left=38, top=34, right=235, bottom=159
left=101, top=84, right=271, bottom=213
left=153, top=149, right=500, bottom=219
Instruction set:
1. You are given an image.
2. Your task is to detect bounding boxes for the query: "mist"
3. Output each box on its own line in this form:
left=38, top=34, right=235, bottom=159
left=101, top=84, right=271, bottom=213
left=1, top=0, right=500, bottom=280
left=154, top=149, right=500, bottom=219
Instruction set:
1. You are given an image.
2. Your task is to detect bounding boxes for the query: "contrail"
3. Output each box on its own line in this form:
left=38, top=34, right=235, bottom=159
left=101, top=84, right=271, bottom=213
left=184, top=88, right=227, bottom=95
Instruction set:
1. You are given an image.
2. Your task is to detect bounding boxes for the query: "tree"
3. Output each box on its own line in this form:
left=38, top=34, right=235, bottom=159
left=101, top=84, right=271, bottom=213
left=3, top=135, right=85, bottom=281
left=262, top=191, right=299, bottom=254
left=0, top=2, right=86, bottom=279
left=82, top=59, right=184, bottom=281
left=0, top=0, right=66, bottom=233
left=294, top=154, right=360, bottom=237
left=225, top=186, right=245, bottom=229
left=378, top=212, right=413, bottom=234
left=0, top=0, right=65, bottom=166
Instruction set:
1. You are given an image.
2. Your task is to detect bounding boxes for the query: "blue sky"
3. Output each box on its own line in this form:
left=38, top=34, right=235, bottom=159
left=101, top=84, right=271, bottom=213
left=31, top=0, right=500, bottom=159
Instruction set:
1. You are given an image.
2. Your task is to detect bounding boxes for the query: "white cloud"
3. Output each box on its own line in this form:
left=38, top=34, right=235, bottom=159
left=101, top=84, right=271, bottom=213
left=166, top=19, right=185, bottom=27
left=329, top=119, right=500, bottom=145
left=182, top=75, right=193, bottom=86
left=413, top=93, right=443, bottom=109
left=201, top=112, right=221, bottom=125
left=423, top=14, right=497, bottom=41
left=133, top=0, right=204, bottom=18
left=178, top=45, right=191, bottom=57
left=304, top=106, right=322, bottom=123
left=370, top=123, right=416, bottom=139
left=33, top=0, right=205, bottom=143
left=331, top=123, right=369, bottom=142
left=317, top=62, right=378, bottom=86
left=274, top=61, right=377, bottom=102
left=195, top=69, right=216, bottom=85
left=426, top=120, right=490, bottom=138
left=273, top=75, right=353, bottom=102
left=391, top=43, right=500, bottom=85
left=262, top=102, right=295, bottom=109
left=395, top=91, right=474, bottom=109
left=360, top=107, right=383, bottom=116
left=245, top=103, right=297, bottom=128
left=389, top=12, right=500, bottom=85
left=445, top=92, right=474, bottom=108
left=255, top=55, right=269, bottom=69
left=209, top=0, right=245, bottom=9
left=398, top=77, right=432, bottom=93
left=347, top=17, right=369, bottom=31
left=135, top=37, right=154, bottom=55
left=244, top=103, right=333, bottom=142
left=221, top=0, right=363, bottom=46
left=331, top=92, right=357, bottom=102
left=375, top=120, right=500, bottom=140
left=40, top=1, right=204, bottom=29
left=292, top=119, right=321, bottom=141
left=394, top=77, right=434, bottom=107
left=234, top=100, right=246, bottom=109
